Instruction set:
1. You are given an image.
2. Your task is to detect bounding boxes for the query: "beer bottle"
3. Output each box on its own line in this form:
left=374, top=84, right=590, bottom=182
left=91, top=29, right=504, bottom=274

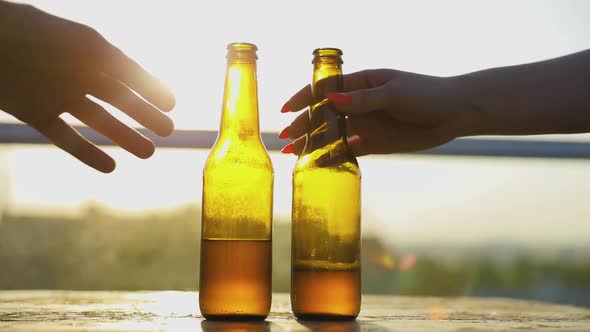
left=200, top=42, right=273, bottom=320
left=291, top=48, right=362, bottom=320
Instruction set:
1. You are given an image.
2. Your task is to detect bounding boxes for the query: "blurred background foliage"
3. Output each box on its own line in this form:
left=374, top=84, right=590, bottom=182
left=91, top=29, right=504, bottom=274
left=1, top=203, right=589, bottom=308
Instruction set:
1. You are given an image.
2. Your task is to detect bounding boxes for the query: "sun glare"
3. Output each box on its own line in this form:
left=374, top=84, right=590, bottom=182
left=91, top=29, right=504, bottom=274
left=226, top=66, right=242, bottom=117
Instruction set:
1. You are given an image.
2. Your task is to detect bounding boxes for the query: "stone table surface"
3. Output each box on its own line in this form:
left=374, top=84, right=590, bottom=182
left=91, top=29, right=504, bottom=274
left=0, top=291, right=589, bottom=331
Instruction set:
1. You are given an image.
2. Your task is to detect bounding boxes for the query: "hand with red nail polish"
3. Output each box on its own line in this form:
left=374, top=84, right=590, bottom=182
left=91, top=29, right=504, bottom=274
left=279, top=69, right=470, bottom=156
left=280, top=49, right=590, bottom=156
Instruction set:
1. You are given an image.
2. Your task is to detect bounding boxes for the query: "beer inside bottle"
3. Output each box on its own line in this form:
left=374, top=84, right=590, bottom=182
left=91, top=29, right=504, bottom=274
left=200, top=42, right=273, bottom=321
left=291, top=48, right=362, bottom=320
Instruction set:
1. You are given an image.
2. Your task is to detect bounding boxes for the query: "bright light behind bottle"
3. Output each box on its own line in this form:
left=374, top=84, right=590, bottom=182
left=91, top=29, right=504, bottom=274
left=226, top=66, right=242, bottom=117
left=1, top=0, right=590, bottom=248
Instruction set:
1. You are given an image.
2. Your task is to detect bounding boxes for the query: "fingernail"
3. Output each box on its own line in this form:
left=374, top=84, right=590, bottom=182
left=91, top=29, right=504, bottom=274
left=326, top=92, right=352, bottom=105
left=348, top=135, right=361, bottom=144
left=281, top=143, right=294, bottom=154
left=278, top=127, right=290, bottom=139
left=281, top=103, right=290, bottom=113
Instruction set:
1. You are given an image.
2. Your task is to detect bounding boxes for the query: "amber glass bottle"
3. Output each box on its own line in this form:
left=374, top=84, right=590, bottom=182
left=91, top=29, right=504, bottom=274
left=200, top=42, right=273, bottom=321
left=291, top=48, right=362, bottom=320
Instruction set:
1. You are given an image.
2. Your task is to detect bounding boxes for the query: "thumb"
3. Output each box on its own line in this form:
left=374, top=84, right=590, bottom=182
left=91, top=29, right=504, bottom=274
left=326, top=85, right=392, bottom=113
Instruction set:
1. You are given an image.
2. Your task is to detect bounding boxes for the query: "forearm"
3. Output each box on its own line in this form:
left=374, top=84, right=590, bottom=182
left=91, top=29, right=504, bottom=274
left=459, top=49, right=590, bottom=136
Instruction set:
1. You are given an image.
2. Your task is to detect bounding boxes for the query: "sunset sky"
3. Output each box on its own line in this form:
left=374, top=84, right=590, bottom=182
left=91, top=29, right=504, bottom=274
left=1, top=0, right=590, bottom=248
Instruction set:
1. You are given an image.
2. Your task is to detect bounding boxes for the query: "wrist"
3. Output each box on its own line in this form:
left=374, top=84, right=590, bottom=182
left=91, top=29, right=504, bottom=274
left=445, top=73, right=488, bottom=138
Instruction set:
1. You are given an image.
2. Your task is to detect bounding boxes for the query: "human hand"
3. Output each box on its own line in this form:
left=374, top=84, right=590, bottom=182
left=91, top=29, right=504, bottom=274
left=0, top=2, right=175, bottom=173
left=279, top=69, right=476, bottom=156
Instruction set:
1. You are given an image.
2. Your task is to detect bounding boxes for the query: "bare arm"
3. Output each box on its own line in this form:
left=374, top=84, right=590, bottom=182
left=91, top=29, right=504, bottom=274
left=460, top=49, right=590, bottom=136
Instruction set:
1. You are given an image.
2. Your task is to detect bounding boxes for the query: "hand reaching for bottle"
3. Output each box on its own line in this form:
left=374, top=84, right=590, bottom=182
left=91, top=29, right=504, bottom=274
left=278, top=69, right=474, bottom=156
left=0, top=1, right=175, bottom=173
left=278, top=49, right=590, bottom=157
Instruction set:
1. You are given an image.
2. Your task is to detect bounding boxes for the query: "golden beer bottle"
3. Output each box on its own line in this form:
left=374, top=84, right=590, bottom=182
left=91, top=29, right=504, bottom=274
left=291, top=48, right=362, bottom=320
left=200, top=42, right=273, bottom=320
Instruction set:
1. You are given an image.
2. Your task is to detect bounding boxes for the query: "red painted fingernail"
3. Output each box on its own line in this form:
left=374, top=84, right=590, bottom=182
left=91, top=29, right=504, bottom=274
left=281, top=143, right=294, bottom=154
left=278, top=127, right=290, bottom=139
left=348, top=135, right=361, bottom=144
left=281, top=103, right=290, bottom=113
left=326, top=92, right=352, bottom=105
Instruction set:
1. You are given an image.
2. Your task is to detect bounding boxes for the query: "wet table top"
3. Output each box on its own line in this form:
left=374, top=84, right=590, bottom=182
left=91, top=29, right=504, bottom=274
left=0, top=291, right=589, bottom=331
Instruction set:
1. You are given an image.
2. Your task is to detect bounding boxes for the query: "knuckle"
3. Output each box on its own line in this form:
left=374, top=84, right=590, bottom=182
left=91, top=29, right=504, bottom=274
left=76, top=25, right=110, bottom=62
left=81, top=25, right=101, bottom=42
left=358, top=70, right=374, bottom=85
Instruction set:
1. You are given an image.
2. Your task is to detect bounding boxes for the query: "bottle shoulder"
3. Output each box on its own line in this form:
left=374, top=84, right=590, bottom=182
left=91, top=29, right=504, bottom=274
left=293, top=148, right=360, bottom=176
left=205, top=138, right=273, bottom=171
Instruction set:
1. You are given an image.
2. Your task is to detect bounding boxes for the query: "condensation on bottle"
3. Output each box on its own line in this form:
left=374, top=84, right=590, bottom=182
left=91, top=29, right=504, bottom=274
left=199, top=42, right=274, bottom=321
left=290, top=47, right=362, bottom=320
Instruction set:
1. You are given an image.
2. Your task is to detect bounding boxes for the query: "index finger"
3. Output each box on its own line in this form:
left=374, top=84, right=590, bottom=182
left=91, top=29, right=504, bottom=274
left=281, top=84, right=312, bottom=113
left=88, top=72, right=175, bottom=137
left=97, top=35, right=176, bottom=112
left=281, top=69, right=394, bottom=113
left=342, top=69, right=393, bottom=92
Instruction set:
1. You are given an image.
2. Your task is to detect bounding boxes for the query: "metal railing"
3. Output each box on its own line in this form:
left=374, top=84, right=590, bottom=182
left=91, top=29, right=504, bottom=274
left=1, top=122, right=590, bottom=159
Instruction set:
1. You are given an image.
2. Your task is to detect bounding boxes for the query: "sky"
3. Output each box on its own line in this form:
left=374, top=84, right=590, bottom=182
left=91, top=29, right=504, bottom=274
left=3, top=0, right=590, bottom=132
left=1, top=0, right=590, bottom=247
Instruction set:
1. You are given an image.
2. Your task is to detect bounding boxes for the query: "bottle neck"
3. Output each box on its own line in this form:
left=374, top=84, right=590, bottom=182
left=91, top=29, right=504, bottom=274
left=305, top=60, right=346, bottom=152
left=219, top=59, right=260, bottom=140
